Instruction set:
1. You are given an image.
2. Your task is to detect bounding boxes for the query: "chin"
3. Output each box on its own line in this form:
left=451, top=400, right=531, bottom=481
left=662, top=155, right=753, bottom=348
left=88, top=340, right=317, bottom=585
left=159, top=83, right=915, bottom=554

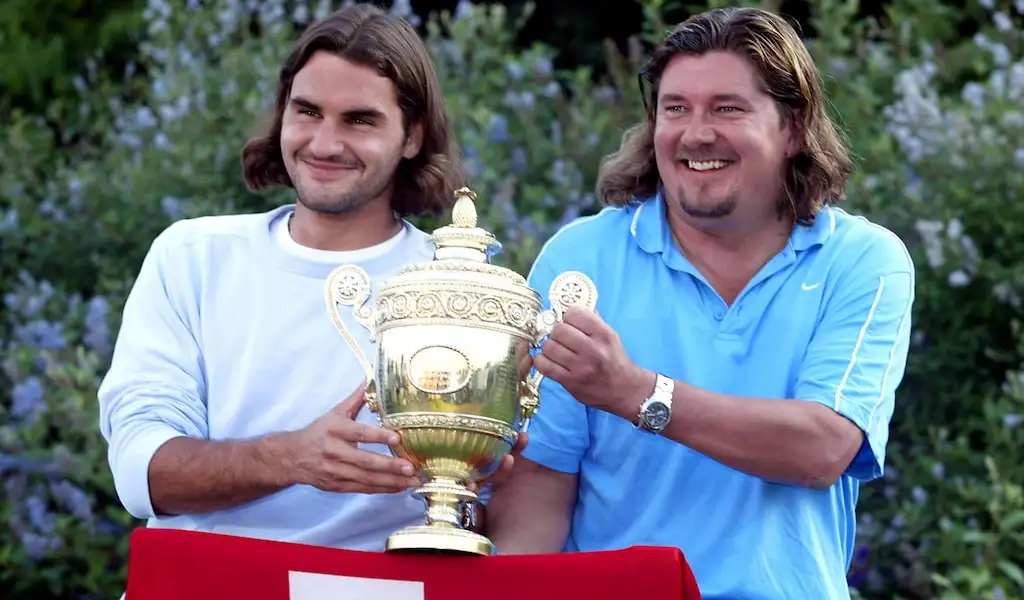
left=299, top=189, right=377, bottom=217
left=676, top=193, right=737, bottom=220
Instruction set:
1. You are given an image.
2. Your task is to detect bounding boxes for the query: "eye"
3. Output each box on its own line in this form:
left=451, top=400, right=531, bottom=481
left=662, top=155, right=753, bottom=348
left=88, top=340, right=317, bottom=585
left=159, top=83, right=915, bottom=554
left=718, top=106, right=743, bottom=113
left=346, top=116, right=376, bottom=127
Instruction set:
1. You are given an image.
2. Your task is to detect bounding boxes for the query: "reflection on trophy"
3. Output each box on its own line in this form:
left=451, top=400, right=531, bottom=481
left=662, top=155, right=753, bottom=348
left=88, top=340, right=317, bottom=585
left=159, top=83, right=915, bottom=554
left=324, top=187, right=597, bottom=556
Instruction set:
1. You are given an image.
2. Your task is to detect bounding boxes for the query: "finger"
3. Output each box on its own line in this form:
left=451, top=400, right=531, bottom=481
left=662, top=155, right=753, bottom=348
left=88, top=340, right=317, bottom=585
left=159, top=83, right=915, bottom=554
left=479, top=454, right=516, bottom=488
left=512, top=432, right=529, bottom=454
left=337, top=381, right=369, bottom=415
left=343, top=484, right=410, bottom=494
left=332, top=462, right=422, bottom=490
left=339, top=421, right=402, bottom=446
left=563, top=306, right=606, bottom=336
left=326, top=481, right=417, bottom=495
left=539, top=338, right=577, bottom=369
left=549, top=320, right=592, bottom=354
left=534, top=352, right=570, bottom=382
left=340, top=445, right=418, bottom=476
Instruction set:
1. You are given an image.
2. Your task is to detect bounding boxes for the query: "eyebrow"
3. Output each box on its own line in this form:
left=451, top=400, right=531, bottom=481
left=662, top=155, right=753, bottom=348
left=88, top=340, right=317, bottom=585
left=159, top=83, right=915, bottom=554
left=288, top=96, right=388, bottom=121
left=659, top=92, right=752, bottom=105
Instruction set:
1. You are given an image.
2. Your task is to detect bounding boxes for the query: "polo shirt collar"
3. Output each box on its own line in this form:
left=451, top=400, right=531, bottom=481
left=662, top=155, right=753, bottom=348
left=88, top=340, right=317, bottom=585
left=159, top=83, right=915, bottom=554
left=790, top=204, right=836, bottom=251
left=630, top=191, right=836, bottom=260
left=630, top=192, right=671, bottom=256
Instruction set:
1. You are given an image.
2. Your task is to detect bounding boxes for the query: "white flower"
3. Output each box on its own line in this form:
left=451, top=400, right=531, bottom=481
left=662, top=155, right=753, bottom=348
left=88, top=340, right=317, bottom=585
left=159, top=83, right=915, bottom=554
left=993, top=12, right=1013, bottom=32
left=915, top=219, right=945, bottom=268
left=993, top=281, right=1021, bottom=307
left=948, top=269, right=971, bottom=287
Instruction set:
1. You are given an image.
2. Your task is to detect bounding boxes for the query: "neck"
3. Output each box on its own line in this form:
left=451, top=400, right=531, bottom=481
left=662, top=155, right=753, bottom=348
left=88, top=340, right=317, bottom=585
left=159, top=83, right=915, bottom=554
left=670, top=212, right=791, bottom=255
left=667, top=208, right=792, bottom=302
left=289, top=196, right=401, bottom=252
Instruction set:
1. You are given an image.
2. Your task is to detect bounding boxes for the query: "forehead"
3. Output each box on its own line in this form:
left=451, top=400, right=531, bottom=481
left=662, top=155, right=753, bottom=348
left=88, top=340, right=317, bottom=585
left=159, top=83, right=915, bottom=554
left=658, top=51, right=767, bottom=101
left=290, top=50, right=399, bottom=113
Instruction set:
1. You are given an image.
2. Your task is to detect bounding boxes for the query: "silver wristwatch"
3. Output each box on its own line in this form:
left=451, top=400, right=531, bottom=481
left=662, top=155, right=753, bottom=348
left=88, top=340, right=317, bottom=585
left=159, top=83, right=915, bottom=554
left=461, top=501, right=479, bottom=531
left=635, top=373, right=674, bottom=433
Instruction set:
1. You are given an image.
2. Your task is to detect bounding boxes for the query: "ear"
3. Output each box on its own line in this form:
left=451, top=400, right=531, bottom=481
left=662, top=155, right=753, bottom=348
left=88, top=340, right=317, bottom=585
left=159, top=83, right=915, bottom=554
left=785, top=108, right=804, bottom=158
left=402, top=120, right=424, bottom=160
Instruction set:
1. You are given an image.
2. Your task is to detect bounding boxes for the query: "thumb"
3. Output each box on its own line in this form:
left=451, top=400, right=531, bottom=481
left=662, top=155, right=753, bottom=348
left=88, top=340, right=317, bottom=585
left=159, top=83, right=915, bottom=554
left=337, top=381, right=369, bottom=417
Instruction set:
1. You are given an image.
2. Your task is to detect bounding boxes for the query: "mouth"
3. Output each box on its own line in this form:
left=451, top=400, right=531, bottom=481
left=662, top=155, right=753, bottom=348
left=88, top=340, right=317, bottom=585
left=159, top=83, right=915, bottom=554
left=681, top=159, right=735, bottom=172
left=301, top=158, right=359, bottom=178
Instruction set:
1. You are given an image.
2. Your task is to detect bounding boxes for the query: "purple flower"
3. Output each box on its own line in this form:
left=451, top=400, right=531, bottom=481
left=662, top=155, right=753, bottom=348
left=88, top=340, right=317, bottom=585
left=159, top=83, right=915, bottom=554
left=557, top=205, right=581, bottom=229
left=51, top=480, right=94, bottom=521
left=14, top=319, right=66, bottom=350
left=487, top=114, right=509, bottom=143
left=509, top=147, right=528, bottom=174
left=83, top=296, right=111, bottom=355
left=26, top=495, right=56, bottom=534
left=534, top=56, right=553, bottom=75
left=20, top=532, right=62, bottom=561
left=12, top=376, right=46, bottom=421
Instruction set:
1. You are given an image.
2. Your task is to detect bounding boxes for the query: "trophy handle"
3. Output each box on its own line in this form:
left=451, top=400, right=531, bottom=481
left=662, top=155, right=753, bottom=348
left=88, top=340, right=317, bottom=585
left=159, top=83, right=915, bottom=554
left=363, top=378, right=384, bottom=427
left=324, top=264, right=378, bottom=384
left=533, top=270, right=599, bottom=344
left=518, top=371, right=543, bottom=430
left=522, top=271, right=599, bottom=430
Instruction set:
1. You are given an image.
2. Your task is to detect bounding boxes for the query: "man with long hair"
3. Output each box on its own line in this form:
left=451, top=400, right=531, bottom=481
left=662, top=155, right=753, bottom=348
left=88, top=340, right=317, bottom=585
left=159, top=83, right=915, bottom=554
left=98, top=4, right=502, bottom=550
left=487, top=7, right=914, bottom=599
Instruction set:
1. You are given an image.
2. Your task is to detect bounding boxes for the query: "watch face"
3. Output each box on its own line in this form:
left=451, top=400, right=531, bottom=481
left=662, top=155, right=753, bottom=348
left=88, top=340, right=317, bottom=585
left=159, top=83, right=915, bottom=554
left=644, top=402, right=671, bottom=430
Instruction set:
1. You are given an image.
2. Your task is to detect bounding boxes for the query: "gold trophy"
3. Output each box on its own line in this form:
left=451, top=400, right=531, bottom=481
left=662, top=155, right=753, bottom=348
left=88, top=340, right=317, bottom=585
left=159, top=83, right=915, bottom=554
left=324, top=187, right=597, bottom=556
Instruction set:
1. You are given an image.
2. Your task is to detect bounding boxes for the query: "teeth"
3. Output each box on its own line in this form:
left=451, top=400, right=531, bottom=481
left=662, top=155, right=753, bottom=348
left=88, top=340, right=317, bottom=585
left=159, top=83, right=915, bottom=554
left=687, top=160, right=729, bottom=171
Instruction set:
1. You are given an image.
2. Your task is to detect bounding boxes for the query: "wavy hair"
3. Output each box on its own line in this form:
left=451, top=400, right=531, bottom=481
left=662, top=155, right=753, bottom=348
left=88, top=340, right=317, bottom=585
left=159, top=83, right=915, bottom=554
left=241, top=3, right=466, bottom=217
left=596, top=7, right=853, bottom=224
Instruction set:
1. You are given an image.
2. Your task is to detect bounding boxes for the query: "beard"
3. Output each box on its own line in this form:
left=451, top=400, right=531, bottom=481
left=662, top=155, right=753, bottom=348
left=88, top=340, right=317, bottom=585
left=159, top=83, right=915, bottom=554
left=674, top=186, right=738, bottom=219
left=287, top=151, right=400, bottom=216
left=294, top=175, right=392, bottom=216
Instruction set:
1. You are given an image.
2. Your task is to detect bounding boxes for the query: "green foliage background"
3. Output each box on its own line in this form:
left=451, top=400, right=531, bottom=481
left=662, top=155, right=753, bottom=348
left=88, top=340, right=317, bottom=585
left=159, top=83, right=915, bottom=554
left=1, top=0, right=1023, bottom=598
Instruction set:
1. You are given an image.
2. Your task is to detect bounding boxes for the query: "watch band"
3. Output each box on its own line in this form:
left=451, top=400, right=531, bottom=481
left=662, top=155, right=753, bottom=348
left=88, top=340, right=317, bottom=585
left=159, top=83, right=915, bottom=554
left=635, top=373, right=674, bottom=432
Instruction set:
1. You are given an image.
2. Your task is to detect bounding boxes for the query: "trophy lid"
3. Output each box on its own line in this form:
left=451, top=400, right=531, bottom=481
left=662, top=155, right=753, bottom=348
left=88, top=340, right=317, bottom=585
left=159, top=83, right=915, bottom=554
left=391, top=187, right=527, bottom=286
left=429, top=187, right=502, bottom=263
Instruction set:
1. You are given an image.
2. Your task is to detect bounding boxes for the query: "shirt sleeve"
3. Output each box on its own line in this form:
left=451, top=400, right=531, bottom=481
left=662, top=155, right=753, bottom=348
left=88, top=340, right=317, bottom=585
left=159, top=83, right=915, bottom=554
left=518, top=259, right=591, bottom=474
left=97, top=223, right=209, bottom=519
left=794, top=242, right=915, bottom=482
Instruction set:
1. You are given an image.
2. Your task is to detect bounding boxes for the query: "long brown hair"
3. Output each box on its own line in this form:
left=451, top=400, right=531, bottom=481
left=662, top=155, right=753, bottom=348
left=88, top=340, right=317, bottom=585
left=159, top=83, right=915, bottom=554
left=241, top=3, right=466, bottom=217
left=596, top=7, right=853, bottom=224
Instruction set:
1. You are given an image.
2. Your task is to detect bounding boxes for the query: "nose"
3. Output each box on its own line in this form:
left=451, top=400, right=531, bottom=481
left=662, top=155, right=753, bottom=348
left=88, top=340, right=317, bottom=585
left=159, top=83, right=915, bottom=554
left=307, top=120, right=345, bottom=158
left=678, top=111, right=716, bottom=148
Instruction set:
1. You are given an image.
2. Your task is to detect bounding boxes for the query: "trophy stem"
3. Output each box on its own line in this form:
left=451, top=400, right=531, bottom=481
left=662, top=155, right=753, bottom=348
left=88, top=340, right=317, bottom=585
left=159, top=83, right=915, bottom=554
left=385, top=476, right=496, bottom=556
left=419, top=477, right=474, bottom=528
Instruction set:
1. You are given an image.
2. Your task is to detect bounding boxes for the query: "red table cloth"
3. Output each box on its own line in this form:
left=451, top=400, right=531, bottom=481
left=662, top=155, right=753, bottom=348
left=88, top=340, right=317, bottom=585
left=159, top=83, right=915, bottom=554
left=125, top=527, right=701, bottom=599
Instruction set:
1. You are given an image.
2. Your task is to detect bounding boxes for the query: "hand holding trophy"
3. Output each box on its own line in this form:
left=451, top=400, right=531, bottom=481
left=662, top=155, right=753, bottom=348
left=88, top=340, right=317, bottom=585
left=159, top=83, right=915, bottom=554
left=324, top=187, right=596, bottom=556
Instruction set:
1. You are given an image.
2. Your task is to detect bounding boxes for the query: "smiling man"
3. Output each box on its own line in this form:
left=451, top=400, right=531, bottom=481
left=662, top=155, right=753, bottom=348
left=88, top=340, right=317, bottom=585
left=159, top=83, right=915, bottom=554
left=486, top=7, right=915, bottom=600
left=96, top=4, right=511, bottom=553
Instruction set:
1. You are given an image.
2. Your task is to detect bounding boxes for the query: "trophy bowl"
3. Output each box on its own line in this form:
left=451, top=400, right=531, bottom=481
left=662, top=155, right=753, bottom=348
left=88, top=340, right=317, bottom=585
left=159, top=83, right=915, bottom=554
left=325, top=188, right=597, bottom=556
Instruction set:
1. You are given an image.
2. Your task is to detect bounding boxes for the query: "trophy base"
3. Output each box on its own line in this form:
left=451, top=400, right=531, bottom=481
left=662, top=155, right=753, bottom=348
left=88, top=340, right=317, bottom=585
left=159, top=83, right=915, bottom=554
left=385, top=525, right=495, bottom=556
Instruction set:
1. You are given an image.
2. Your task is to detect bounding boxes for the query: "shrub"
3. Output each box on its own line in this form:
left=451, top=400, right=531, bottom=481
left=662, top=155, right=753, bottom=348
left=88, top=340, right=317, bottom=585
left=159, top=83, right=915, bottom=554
left=812, top=1, right=1024, bottom=598
left=1, top=0, right=1022, bottom=598
left=0, top=1, right=639, bottom=597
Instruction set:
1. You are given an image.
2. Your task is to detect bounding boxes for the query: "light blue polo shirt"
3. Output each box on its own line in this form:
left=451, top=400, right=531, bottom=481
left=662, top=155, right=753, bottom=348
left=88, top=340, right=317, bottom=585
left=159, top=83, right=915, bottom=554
left=521, top=193, right=915, bottom=600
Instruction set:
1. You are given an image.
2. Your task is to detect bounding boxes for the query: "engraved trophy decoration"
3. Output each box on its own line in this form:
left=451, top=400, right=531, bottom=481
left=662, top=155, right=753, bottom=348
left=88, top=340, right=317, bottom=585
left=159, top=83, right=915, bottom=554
left=324, top=187, right=596, bottom=556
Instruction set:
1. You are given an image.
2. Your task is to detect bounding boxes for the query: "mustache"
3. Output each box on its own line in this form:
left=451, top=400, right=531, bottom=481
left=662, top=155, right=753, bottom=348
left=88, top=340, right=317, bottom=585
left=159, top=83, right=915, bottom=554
left=297, top=151, right=362, bottom=169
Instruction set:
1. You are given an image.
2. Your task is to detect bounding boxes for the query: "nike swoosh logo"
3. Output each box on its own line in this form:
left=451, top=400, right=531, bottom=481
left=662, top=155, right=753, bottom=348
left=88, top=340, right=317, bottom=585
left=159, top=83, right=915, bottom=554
left=801, top=283, right=821, bottom=291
